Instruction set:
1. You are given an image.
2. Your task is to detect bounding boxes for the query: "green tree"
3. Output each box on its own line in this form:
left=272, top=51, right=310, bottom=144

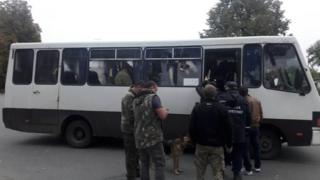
left=0, top=0, right=41, bottom=91
left=200, top=0, right=290, bottom=38
left=307, top=40, right=320, bottom=81
left=307, top=40, right=320, bottom=68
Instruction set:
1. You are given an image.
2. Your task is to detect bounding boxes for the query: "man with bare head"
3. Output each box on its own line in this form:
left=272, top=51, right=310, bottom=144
left=189, top=84, right=232, bottom=180
left=133, top=81, right=169, bottom=180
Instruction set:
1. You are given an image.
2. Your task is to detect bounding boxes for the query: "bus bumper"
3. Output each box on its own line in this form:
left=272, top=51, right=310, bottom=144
left=312, top=127, right=320, bottom=145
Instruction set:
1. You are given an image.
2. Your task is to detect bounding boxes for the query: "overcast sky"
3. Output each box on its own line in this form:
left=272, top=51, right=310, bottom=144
left=26, top=0, right=320, bottom=55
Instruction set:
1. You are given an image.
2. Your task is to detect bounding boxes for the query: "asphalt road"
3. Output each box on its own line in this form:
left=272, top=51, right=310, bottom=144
left=1, top=95, right=320, bottom=180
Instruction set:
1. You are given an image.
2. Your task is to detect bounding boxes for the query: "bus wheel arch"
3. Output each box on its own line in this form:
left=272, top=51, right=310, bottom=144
left=260, top=124, right=285, bottom=160
left=62, top=115, right=93, bottom=148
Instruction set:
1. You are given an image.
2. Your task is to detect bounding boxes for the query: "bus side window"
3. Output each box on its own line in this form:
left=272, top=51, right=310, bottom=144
left=263, top=44, right=311, bottom=93
left=61, top=48, right=88, bottom=85
left=13, top=49, right=34, bottom=85
left=145, top=47, right=202, bottom=87
left=242, top=44, right=262, bottom=87
left=204, top=49, right=240, bottom=84
left=35, top=50, right=59, bottom=85
left=88, top=60, right=137, bottom=86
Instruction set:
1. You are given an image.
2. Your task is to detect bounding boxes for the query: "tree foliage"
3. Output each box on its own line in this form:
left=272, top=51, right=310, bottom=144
left=307, top=40, right=320, bottom=68
left=200, top=0, right=290, bottom=38
left=307, top=40, right=320, bottom=81
left=0, top=0, right=41, bottom=91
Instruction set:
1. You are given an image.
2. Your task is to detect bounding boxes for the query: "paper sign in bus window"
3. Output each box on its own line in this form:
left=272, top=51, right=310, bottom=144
left=183, top=78, right=199, bottom=86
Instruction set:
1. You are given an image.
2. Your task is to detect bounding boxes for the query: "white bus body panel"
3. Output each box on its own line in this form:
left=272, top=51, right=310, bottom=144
left=3, top=36, right=320, bottom=146
left=58, top=86, right=199, bottom=114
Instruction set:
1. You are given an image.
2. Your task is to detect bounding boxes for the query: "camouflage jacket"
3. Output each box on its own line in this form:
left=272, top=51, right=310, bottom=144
left=133, top=91, right=163, bottom=149
left=121, top=89, right=136, bottom=134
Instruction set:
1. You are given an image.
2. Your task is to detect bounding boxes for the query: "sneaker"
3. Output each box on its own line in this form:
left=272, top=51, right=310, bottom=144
left=241, top=168, right=253, bottom=175
left=254, top=168, right=261, bottom=172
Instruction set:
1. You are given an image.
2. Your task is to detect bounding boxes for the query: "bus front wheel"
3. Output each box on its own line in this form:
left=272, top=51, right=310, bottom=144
left=260, top=129, right=281, bottom=160
left=65, top=120, right=92, bottom=148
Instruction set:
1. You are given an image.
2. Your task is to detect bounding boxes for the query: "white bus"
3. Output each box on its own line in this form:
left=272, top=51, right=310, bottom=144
left=2, top=36, right=320, bottom=159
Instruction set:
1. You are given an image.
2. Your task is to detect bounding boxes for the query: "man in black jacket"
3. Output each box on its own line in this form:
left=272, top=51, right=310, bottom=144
left=224, top=81, right=251, bottom=180
left=189, top=84, right=232, bottom=180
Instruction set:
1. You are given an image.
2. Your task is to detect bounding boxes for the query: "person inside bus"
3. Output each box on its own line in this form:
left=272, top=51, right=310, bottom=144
left=167, top=60, right=178, bottom=86
left=146, top=61, right=162, bottom=85
left=177, top=61, right=199, bottom=86
left=204, top=56, right=218, bottom=82
left=88, top=70, right=101, bottom=85
left=114, top=62, right=133, bottom=86
left=63, top=71, right=77, bottom=84
left=205, top=58, right=236, bottom=84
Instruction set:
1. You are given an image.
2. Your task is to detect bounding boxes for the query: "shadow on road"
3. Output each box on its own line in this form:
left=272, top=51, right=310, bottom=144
left=14, top=135, right=67, bottom=147
left=14, top=135, right=125, bottom=150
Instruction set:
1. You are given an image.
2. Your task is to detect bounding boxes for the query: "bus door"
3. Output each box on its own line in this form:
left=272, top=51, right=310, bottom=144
left=203, top=47, right=241, bottom=85
left=8, top=49, right=35, bottom=127
left=30, top=49, right=60, bottom=129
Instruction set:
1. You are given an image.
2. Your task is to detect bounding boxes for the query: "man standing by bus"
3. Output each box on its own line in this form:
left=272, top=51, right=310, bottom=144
left=133, top=81, right=169, bottom=180
left=216, top=81, right=251, bottom=180
left=121, top=82, right=143, bottom=180
left=189, top=84, right=232, bottom=180
left=239, top=87, right=263, bottom=173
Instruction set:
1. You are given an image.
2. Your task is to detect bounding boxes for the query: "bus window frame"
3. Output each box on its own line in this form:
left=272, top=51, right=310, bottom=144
left=90, top=47, right=142, bottom=61
left=61, top=48, right=88, bottom=86
left=242, top=44, right=263, bottom=88
left=145, top=46, right=203, bottom=60
left=34, top=49, right=60, bottom=85
left=90, top=48, right=116, bottom=60
left=144, top=46, right=203, bottom=87
left=87, top=59, right=143, bottom=87
left=87, top=47, right=143, bottom=87
left=12, top=49, right=35, bottom=85
left=262, top=43, right=311, bottom=94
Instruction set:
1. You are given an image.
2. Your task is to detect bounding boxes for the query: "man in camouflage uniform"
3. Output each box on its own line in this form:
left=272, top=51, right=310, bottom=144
left=121, top=82, right=143, bottom=180
left=133, top=81, right=169, bottom=180
left=189, top=84, right=232, bottom=180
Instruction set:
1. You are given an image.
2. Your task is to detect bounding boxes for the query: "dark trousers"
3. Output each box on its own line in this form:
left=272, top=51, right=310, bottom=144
left=139, top=142, right=166, bottom=180
left=248, top=127, right=261, bottom=168
left=232, top=143, right=245, bottom=176
left=123, top=133, right=139, bottom=180
left=243, top=130, right=252, bottom=171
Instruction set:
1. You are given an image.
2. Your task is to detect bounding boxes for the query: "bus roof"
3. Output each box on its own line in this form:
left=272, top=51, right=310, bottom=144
left=10, top=36, right=297, bottom=49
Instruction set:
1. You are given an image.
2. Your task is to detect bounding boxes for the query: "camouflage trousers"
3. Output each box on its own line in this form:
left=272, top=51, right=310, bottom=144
left=123, top=133, right=140, bottom=180
left=194, top=144, right=224, bottom=180
left=139, top=142, right=166, bottom=180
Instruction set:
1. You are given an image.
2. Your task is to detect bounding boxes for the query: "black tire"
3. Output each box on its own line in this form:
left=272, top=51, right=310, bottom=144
left=260, top=129, right=281, bottom=160
left=65, top=120, right=92, bottom=148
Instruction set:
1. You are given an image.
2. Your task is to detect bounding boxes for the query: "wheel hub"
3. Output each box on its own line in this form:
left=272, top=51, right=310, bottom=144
left=74, top=127, right=85, bottom=140
left=261, top=137, right=272, bottom=152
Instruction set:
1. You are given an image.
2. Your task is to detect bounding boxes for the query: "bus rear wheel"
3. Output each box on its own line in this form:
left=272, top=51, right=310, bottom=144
left=65, top=120, right=92, bottom=148
left=260, top=129, right=281, bottom=160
